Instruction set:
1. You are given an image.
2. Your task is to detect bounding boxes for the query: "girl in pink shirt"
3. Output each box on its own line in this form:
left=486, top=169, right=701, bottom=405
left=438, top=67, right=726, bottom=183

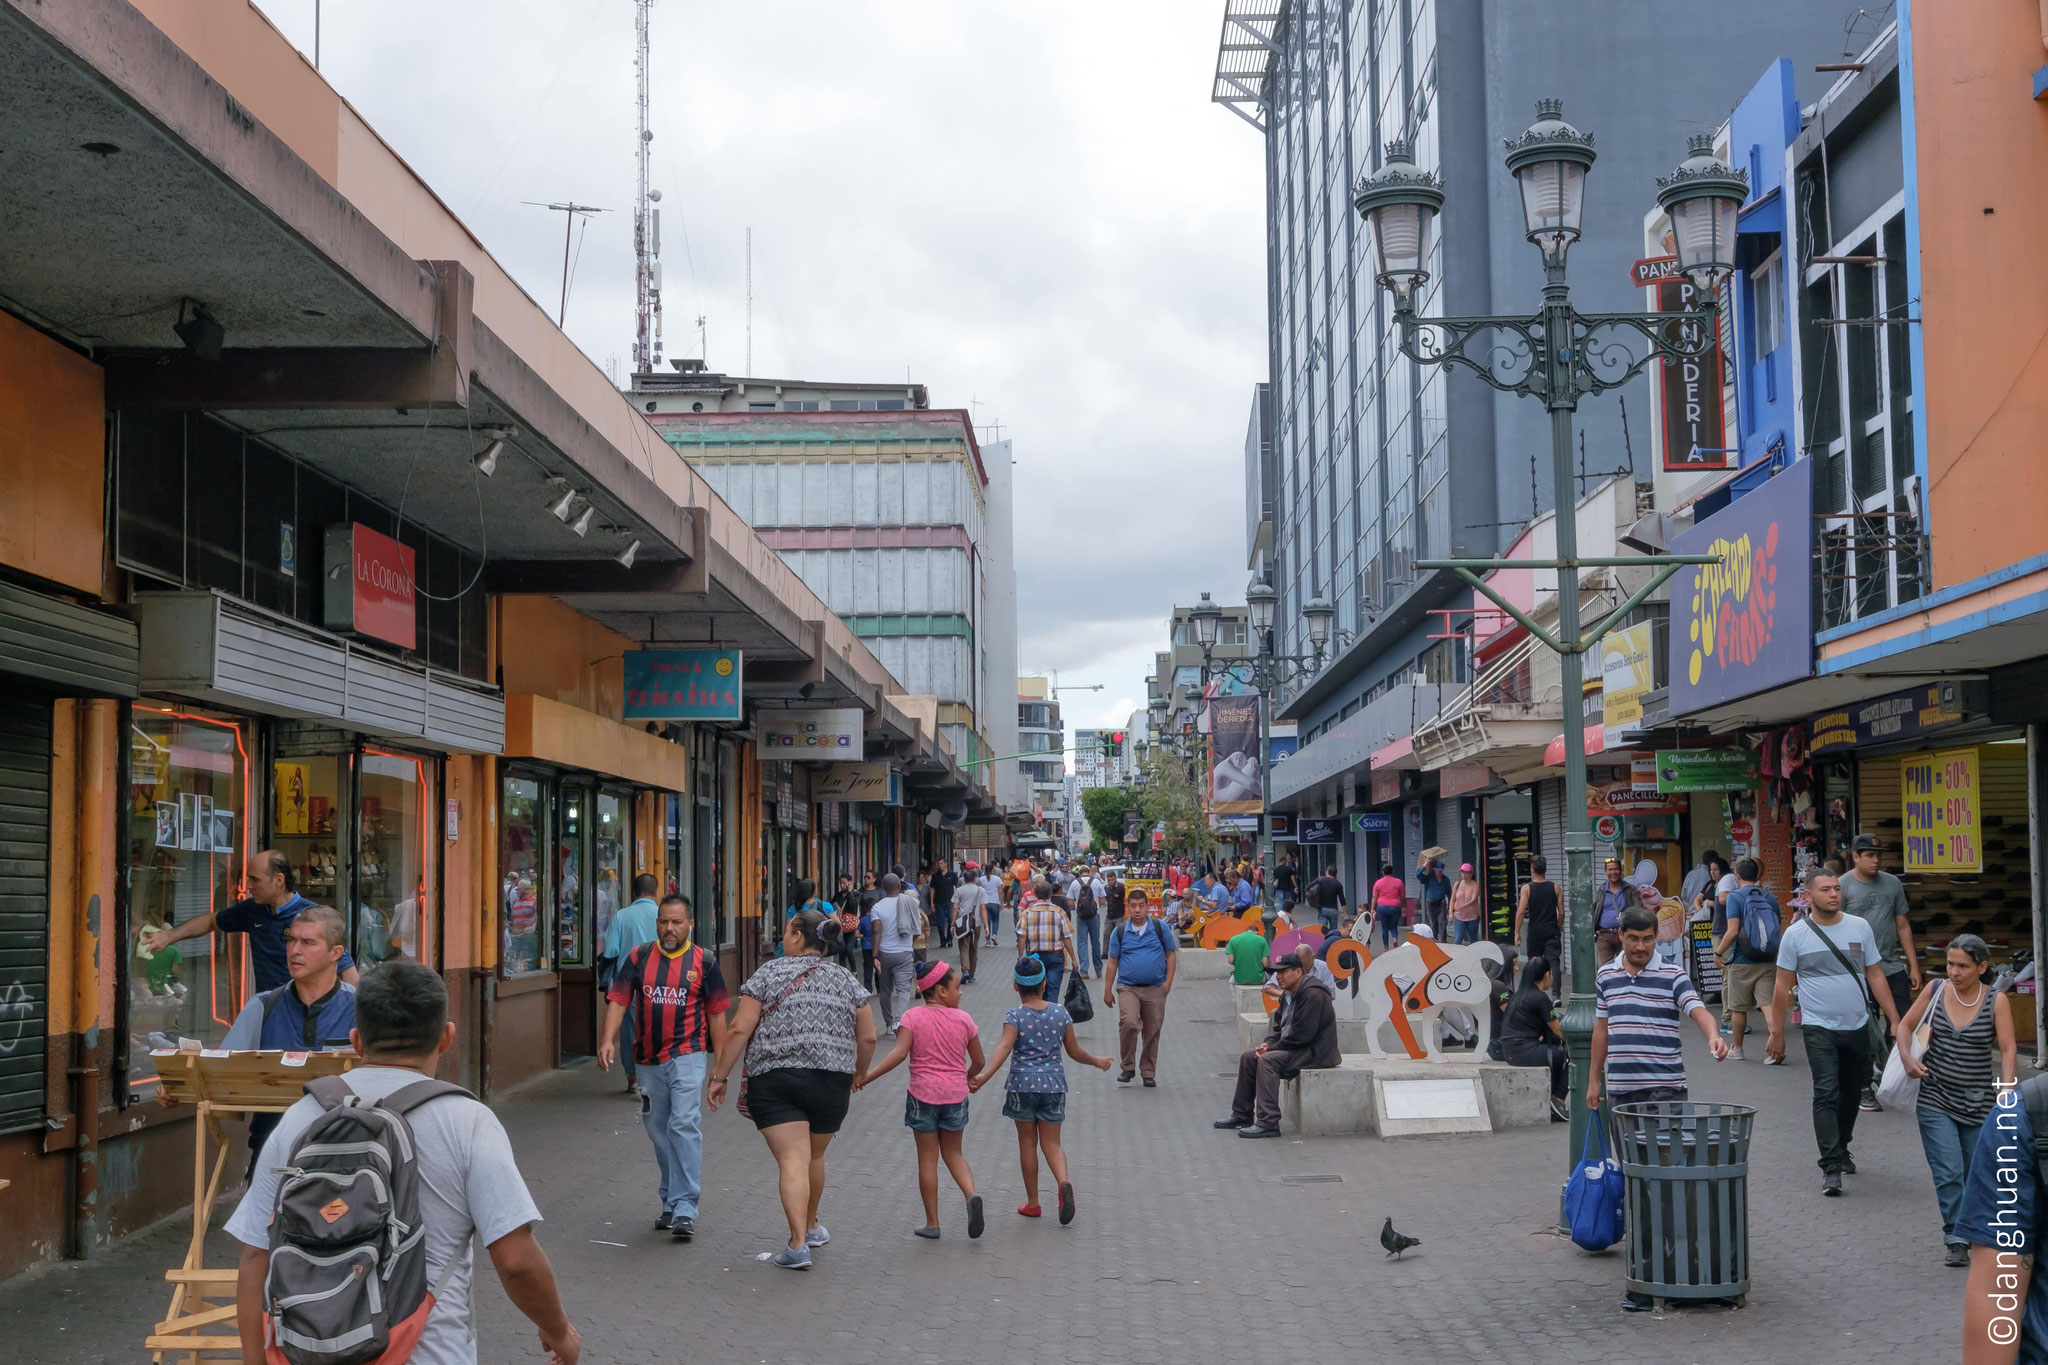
left=860, top=960, right=987, bottom=1239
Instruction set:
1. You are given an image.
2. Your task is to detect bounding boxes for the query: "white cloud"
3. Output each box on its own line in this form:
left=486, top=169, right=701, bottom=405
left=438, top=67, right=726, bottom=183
left=255, top=0, right=1264, bottom=717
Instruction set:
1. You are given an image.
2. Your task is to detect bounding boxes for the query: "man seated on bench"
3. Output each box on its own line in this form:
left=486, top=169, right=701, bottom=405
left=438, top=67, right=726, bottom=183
left=1214, top=950, right=1340, bottom=1140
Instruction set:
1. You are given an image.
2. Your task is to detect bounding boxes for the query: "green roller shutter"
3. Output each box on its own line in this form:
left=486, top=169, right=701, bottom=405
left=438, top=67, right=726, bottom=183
left=0, top=694, right=51, bottom=1135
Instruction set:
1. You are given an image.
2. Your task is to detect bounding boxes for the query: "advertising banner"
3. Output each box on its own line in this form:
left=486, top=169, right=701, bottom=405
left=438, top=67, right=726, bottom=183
left=1903, top=747, right=1982, bottom=874
left=1297, top=818, right=1343, bottom=845
left=1122, top=808, right=1142, bottom=844
left=758, top=707, right=866, bottom=757
left=622, top=649, right=743, bottom=722
left=1668, top=459, right=1813, bottom=713
left=1208, top=695, right=1261, bottom=817
left=1589, top=781, right=1686, bottom=816
left=1654, top=748, right=1761, bottom=793
left=809, top=762, right=891, bottom=802
left=1656, top=275, right=1728, bottom=471
left=1600, top=621, right=1656, bottom=748
left=1809, top=681, right=1986, bottom=756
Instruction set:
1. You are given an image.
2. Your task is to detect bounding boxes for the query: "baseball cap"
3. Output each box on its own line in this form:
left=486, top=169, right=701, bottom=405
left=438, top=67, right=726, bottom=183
left=1263, top=954, right=1305, bottom=973
left=1852, top=833, right=1882, bottom=852
left=1460, top=862, right=1474, bottom=872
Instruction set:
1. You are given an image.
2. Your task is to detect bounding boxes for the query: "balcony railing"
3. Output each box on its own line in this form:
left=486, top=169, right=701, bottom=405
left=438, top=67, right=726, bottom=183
left=1817, top=510, right=1926, bottom=630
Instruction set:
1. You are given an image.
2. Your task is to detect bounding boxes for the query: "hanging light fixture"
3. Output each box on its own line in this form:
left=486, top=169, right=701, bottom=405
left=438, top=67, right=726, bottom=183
left=1351, top=140, right=1444, bottom=307
left=472, top=438, right=505, bottom=478
left=569, top=504, right=595, bottom=537
left=546, top=485, right=578, bottom=521
left=616, top=538, right=641, bottom=569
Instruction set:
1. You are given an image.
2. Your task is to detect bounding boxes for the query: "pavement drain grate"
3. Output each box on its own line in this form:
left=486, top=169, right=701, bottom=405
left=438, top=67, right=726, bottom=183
left=1280, top=1173, right=1343, bottom=1185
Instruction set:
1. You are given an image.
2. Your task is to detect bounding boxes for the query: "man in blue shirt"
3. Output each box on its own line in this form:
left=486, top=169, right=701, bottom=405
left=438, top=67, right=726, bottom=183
left=143, top=850, right=357, bottom=993
left=602, top=872, right=662, bottom=1094
left=1959, top=1082, right=2048, bottom=1362
left=1224, top=868, right=1257, bottom=915
left=1193, top=873, right=1227, bottom=919
left=219, top=904, right=355, bottom=1173
left=1103, top=889, right=1178, bottom=1087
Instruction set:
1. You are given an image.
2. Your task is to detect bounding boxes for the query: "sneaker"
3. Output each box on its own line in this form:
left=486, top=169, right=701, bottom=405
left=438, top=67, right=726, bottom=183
left=1946, top=1242, right=1971, bottom=1268
left=773, top=1245, right=812, bottom=1270
left=1859, top=1092, right=1883, bottom=1113
left=966, top=1194, right=985, bottom=1240
left=1842, top=1154, right=1857, bottom=1174
left=1762, top=1054, right=1786, bottom=1065
left=1057, top=1182, right=1076, bottom=1226
left=1823, top=1171, right=1843, bottom=1196
left=671, top=1216, right=695, bottom=1241
left=1119, top=1070, right=1136, bottom=1084
left=805, top=1223, right=830, bottom=1248
left=654, top=1211, right=674, bottom=1231
left=1142, top=1078, right=1157, bottom=1089
left=1549, top=1097, right=1569, bottom=1123
left=1724, top=1047, right=1747, bottom=1062
left=913, top=1225, right=941, bottom=1240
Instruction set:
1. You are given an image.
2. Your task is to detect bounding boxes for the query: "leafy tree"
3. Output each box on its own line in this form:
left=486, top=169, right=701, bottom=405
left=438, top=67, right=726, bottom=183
left=1079, top=784, right=1134, bottom=853
left=1134, top=752, right=1206, bottom=860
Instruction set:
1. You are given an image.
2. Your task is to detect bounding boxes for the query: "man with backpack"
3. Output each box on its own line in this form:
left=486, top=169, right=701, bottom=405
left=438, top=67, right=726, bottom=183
left=1711, top=857, right=1782, bottom=1062
left=1103, top=888, right=1178, bottom=1087
left=1071, top=864, right=1107, bottom=980
left=229, top=960, right=580, bottom=1365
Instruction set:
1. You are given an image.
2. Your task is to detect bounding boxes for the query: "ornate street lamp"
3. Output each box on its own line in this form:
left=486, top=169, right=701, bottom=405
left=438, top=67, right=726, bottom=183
left=1189, top=592, right=1223, bottom=650
left=1245, top=577, right=1277, bottom=636
left=1352, top=99, right=1745, bottom=1175
left=1300, top=596, right=1335, bottom=657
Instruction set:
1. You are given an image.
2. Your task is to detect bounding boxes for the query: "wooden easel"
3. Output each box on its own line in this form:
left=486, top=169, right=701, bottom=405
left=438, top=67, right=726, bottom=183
left=146, top=1048, right=358, bottom=1364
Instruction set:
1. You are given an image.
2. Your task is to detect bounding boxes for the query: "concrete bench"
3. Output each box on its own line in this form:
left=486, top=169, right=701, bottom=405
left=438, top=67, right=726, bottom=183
left=1234, top=1011, right=1372, bottom=1053
left=1175, top=948, right=1232, bottom=980
left=1275, top=1055, right=1552, bottom=1138
left=1232, top=984, right=1268, bottom=1015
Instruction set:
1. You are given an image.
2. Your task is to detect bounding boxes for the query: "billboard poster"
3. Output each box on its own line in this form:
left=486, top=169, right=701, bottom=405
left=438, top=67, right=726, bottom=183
left=1654, top=748, right=1761, bottom=793
left=1668, top=459, right=1813, bottom=713
left=1903, top=748, right=1982, bottom=874
left=1600, top=622, right=1656, bottom=748
left=1208, top=695, right=1261, bottom=817
left=622, top=649, right=743, bottom=722
left=1809, top=681, right=1986, bottom=756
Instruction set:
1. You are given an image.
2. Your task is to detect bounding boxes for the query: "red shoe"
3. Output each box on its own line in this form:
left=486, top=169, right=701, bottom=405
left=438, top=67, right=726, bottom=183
left=1017, top=1203, right=1042, bottom=1218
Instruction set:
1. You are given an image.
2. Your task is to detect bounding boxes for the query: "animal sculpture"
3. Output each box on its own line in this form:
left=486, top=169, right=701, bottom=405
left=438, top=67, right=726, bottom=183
left=1356, top=935, right=1505, bottom=1062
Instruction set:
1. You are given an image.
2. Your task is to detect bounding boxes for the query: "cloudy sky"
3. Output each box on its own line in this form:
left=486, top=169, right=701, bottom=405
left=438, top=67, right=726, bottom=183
left=252, top=0, right=1266, bottom=743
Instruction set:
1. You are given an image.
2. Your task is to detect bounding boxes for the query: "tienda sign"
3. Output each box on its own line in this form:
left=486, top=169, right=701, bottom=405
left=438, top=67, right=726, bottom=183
left=622, top=649, right=743, bottom=722
left=1668, top=460, right=1813, bottom=713
left=323, top=523, right=416, bottom=649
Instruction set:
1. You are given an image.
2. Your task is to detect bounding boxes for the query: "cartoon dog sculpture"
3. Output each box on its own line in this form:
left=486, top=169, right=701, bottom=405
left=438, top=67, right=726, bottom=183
left=1357, top=936, right=1505, bottom=1062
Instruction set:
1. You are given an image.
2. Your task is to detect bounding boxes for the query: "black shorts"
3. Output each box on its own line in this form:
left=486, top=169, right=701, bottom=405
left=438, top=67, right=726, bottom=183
left=747, top=1066, right=853, bottom=1134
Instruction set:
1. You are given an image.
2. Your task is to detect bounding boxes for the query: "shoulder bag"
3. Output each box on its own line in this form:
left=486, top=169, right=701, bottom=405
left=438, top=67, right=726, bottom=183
left=738, top=961, right=822, bottom=1119
left=1875, top=981, right=1940, bottom=1111
left=1798, top=914, right=1888, bottom=1056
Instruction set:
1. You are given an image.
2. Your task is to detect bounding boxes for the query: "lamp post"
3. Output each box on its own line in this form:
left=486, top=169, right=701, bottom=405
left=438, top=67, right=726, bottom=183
left=1351, top=103, right=1743, bottom=1170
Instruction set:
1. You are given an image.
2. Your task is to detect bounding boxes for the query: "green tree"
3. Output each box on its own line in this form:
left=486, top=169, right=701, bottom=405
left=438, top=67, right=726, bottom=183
left=1079, top=784, right=1133, bottom=853
left=1134, top=751, right=1206, bottom=860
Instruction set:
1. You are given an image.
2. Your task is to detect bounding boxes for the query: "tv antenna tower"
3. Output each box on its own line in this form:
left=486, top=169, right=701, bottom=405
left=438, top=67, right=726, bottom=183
left=632, top=0, right=663, bottom=374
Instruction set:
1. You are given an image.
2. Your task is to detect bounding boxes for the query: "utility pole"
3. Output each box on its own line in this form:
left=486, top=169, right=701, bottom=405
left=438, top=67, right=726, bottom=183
left=527, top=202, right=607, bottom=328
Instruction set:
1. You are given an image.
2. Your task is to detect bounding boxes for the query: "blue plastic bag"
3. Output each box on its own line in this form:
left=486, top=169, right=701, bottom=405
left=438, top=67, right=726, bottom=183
left=1564, top=1116, right=1624, bottom=1251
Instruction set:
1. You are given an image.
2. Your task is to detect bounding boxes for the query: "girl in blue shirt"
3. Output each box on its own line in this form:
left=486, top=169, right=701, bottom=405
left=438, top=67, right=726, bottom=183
left=970, top=956, right=1109, bottom=1224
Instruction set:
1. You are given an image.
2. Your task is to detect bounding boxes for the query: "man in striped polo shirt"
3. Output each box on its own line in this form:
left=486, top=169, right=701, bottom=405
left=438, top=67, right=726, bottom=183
left=1590, top=903, right=1728, bottom=1117
left=600, top=894, right=731, bottom=1241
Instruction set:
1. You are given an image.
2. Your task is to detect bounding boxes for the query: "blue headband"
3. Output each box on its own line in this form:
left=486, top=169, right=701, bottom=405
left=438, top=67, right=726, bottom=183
left=1013, top=959, right=1047, bottom=987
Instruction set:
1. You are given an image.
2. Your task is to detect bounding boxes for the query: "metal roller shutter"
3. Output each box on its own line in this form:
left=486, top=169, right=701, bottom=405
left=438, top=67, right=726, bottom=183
left=1435, top=794, right=1464, bottom=865
left=0, top=694, right=52, bottom=1135
left=1537, top=778, right=1566, bottom=870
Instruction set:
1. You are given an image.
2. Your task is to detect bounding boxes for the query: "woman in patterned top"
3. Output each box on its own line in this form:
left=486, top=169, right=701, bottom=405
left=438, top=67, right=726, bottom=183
left=708, top=909, right=876, bottom=1271
left=970, top=955, right=1111, bottom=1224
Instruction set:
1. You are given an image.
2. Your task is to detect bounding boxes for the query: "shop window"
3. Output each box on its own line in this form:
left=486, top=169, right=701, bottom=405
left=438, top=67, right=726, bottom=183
left=358, top=750, right=435, bottom=969
left=114, top=409, right=185, bottom=580
left=127, top=705, right=253, bottom=1095
left=501, top=772, right=552, bottom=975
left=185, top=417, right=244, bottom=595
left=557, top=785, right=588, bottom=967
left=594, top=790, right=628, bottom=959
left=272, top=754, right=349, bottom=911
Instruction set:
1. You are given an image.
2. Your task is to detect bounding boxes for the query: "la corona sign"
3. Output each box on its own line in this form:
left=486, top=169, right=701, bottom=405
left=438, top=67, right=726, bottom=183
left=323, top=523, right=416, bottom=649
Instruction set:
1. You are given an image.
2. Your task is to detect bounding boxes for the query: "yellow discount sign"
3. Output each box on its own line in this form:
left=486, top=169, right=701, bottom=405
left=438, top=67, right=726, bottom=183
left=1902, top=747, right=1981, bottom=874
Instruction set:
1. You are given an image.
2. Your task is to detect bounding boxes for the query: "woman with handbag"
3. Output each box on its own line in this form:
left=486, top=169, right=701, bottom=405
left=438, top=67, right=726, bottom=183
left=707, top=909, right=877, bottom=1271
left=1894, top=933, right=2016, bottom=1267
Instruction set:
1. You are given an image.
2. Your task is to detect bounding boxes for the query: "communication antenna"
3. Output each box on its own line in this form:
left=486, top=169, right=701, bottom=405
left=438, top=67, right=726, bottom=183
left=526, top=201, right=607, bottom=327
left=632, top=0, right=663, bottom=373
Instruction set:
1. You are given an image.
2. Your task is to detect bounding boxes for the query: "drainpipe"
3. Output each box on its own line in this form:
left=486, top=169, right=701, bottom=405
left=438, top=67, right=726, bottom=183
left=70, top=701, right=114, bottom=1258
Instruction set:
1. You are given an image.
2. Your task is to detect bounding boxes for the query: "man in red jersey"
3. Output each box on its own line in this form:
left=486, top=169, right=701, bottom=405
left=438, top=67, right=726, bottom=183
left=600, top=894, right=730, bottom=1241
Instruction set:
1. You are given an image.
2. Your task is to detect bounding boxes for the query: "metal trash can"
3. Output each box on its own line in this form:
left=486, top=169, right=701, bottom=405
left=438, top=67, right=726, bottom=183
left=1610, top=1101, right=1754, bottom=1309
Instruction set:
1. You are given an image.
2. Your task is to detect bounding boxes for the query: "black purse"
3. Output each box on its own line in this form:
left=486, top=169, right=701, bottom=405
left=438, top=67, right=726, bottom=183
left=1062, top=961, right=1095, bottom=1024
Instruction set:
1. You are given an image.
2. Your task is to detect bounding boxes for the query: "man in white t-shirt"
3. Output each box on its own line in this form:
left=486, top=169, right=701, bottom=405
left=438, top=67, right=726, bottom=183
left=979, top=869, right=1003, bottom=945
left=1766, top=870, right=1901, bottom=1197
left=952, top=872, right=988, bottom=984
left=870, top=872, right=918, bottom=1033
left=229, top=960, right=579, bottom=1365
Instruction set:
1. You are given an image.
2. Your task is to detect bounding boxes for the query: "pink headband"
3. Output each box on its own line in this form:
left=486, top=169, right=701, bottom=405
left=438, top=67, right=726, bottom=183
left=917, top=961, right=953, bottom=992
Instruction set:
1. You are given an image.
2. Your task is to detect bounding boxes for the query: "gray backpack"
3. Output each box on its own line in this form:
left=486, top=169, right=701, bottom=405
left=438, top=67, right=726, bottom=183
left=263, top=1074, right=469, bottom=1365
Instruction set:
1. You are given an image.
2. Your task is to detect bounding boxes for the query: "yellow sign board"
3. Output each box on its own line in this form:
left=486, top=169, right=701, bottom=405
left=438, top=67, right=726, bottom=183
left=1902, top=747, right=1981, bottom=874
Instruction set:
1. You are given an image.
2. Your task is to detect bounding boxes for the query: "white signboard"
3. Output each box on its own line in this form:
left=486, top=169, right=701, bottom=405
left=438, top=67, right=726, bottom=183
left=758, top=707, right=866, bottom=758
left=810, top=762, right=891, bottom=802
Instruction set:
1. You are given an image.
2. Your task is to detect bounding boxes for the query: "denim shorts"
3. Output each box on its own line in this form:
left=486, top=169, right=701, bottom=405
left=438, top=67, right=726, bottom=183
left=1001, top=1090, right=1067, bottom=1124
left=903, top=1093, right=970, bottom=1133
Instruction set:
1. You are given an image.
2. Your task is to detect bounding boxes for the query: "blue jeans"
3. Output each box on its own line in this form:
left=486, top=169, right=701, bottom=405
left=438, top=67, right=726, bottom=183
left=1374, top=907, right=1403, bottom=952
left=1916, top=1104, right=1984, bottom=1242
left=1074, top=915, right=1103, bottom=974
left=1038, top=954, right=1067, bottom=1010
left=1317, top=907, right=1339, bottom=936
left=638, top=1053, right=708, bottom=1218
left=1451, top=918, right=1479, bottom=945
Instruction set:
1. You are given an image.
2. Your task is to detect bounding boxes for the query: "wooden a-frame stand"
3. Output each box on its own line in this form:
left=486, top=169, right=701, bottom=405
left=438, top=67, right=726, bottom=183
left=145, top=1049, right=357, bottom=1364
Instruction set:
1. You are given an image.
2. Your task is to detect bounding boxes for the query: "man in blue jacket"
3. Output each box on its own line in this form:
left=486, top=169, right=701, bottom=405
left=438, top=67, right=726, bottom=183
left=219, top=904, right=355, bottom=1173
left=602, top=873, right=662, bottom=1094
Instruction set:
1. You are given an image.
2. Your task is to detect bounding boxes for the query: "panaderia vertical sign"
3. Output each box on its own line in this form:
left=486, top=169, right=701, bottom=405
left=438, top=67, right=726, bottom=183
left=1668, top=460, right=1813, bottom=714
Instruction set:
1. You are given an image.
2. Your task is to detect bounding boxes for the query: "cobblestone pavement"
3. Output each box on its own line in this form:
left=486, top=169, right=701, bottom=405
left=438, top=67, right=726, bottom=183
left=7, top=944, right=1965, bottom=1363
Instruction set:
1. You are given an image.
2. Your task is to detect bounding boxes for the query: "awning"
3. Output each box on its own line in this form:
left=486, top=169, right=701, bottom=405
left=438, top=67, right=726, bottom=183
left=1371, top=735, right=1418, bottom=771
left=503, top=693, right=688, bottom=792
left=1541, top=724, right=1607, bottom=768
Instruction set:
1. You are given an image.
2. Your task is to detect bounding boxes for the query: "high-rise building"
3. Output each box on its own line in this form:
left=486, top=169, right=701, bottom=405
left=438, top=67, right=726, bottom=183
left=1215, top=0, right=1851, bottom=886
left=1016, top=677, right=1066, bottom=835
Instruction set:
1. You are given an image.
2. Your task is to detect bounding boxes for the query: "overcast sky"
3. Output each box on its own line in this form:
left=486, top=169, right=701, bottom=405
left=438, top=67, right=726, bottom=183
left=252, top=0, right=1266, bottom=744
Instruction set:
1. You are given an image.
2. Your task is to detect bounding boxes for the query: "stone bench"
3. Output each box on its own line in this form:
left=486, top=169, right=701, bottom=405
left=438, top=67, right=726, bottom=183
left=1175, top=948, right=1232, bottom=981
left=1274, top=1055, right=1552, bottom=1138
left=1234, top=1011, right=1371, bottom=1053
left=1232, top=983, right=1268, bottom=1015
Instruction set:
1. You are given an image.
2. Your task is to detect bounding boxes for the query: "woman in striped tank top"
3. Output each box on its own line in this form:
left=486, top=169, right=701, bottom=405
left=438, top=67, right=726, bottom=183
left=1896, top=933, right=2017, bottom=1268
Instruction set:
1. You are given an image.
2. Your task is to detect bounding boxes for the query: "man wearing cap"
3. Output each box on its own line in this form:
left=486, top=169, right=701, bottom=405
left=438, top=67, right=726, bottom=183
left=1103, top=889, right=1178, bottom=1087
left=1214, top=950, right=1337, bottom=1137
left=1840, top=833, right=1920, bottom=1111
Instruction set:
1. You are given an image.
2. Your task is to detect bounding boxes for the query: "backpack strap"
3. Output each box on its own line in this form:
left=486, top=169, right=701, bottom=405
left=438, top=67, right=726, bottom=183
left=378, top=1077, right=473, bottom=1116
left=304, top=1073, right=357, bottom=1110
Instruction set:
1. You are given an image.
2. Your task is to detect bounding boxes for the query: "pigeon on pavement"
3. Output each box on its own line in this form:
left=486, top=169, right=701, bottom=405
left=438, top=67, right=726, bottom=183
left=1381, top=1217, right=1421, bottom=1259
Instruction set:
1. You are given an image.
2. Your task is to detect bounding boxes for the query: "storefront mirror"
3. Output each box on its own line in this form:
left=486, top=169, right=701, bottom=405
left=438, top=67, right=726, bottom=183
left=501, top=772, right=551, bottom=975
left=594, top=790, right=627, bottom=961
left=557, top=785, right=587, bottom=966
left=359, top=750, right=434, bottom=968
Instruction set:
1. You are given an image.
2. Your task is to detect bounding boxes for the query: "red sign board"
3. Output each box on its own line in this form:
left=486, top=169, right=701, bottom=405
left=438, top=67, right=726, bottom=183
left=1588, top=781, right=1686, bottom=817
left=1370, top=768, right=1402, bottom=806
left=1656, top=276, right=1728, bottom=471
left=1439, top=764, right=1495, bottom=798
left=323, top=523, right=417, bottom=648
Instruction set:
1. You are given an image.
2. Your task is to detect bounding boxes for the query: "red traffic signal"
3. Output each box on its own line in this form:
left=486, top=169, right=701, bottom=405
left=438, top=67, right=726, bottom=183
left=1110, top=731, right=1125, bottom=744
